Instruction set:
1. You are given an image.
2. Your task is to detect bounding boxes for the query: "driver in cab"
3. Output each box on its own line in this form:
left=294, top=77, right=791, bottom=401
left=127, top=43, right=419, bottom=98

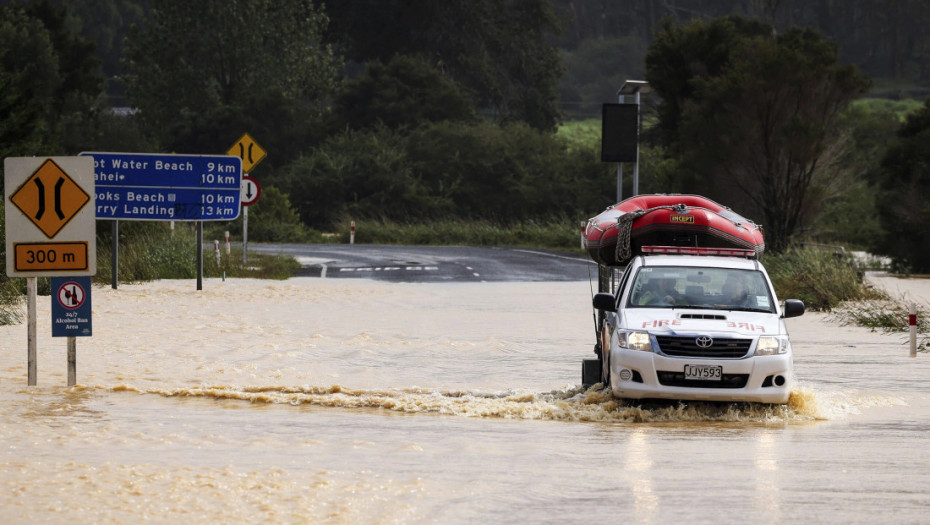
left=721, top=276, right=752, bottom=307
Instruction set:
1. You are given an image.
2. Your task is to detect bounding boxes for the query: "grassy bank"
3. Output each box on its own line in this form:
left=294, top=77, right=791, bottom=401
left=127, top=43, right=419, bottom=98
left=329, top=217, right=585, bottom=251
left=95, top=223, right=300, bottom=283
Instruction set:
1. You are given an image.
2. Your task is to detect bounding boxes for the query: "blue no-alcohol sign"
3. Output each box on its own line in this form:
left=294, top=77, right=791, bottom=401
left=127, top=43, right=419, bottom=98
left=80, top=152, right=242, bottom=221
left=51, top=276, right=92, bottom=337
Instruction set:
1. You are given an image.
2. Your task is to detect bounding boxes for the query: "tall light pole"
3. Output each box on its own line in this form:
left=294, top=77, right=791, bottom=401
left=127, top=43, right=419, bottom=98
left=616, top=80, right=651, bottom=201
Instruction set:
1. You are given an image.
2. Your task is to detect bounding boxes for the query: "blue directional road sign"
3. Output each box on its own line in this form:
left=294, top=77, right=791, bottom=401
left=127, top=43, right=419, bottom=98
left=80, top=152, right=242, bottom=221
left=51, top=277, right=92, bottom=337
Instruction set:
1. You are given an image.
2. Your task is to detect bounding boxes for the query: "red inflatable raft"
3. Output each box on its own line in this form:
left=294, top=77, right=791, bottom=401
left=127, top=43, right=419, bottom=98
left=583, top=194, right=764, bottom=266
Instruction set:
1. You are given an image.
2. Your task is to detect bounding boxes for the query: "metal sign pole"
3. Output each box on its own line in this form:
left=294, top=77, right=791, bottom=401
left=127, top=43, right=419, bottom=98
left=616, top=93, right=625, bottom=203
left=67, top=337, right=76, bottom=386
left=27, top=277, right=37, bottom=386
left=242, top=206, right=248, bottom=264
left=112, top=220, right=119, bottom=289
left=633, top=91, right=642, bottom=197
left=197, top=220, right=203, bottom=291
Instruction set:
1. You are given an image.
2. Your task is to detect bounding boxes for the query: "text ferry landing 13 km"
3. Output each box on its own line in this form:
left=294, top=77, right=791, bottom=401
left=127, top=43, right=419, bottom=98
left=583, top=195, right=805, bottom=404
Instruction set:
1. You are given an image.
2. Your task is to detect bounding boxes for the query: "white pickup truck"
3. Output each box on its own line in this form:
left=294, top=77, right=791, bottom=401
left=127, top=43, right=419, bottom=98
left=585, top=246, right=805, bottom=404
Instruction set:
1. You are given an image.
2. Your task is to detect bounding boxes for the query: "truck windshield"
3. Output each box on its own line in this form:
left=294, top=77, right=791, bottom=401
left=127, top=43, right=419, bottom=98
left=626, top=266, right=775, bottom=313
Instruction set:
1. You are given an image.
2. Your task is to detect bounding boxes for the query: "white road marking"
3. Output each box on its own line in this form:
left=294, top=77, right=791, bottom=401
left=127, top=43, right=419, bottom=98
left=513, top=249, right=595, bottom=263
left=338, top=266, right=438, bottom=272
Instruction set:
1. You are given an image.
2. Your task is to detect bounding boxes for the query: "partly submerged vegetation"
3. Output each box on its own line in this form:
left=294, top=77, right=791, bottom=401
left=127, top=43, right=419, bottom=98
left=832, top=294, right=930, bottom=351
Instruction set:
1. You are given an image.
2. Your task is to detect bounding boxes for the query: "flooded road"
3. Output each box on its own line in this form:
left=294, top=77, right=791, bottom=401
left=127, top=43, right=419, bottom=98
left=1, top=277, right=929, bottom=523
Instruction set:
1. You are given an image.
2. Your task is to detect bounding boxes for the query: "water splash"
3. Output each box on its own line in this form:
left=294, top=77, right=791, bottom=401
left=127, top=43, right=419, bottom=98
left=102, top=382, right=905, bottom=424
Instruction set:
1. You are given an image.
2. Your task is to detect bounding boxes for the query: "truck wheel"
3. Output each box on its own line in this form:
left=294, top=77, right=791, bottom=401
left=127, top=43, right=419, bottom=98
left=600, top=351, right=611, bottom=388
left=582, top=359, right=601, bottom=388
left=599, top=324, right=611, bottom=389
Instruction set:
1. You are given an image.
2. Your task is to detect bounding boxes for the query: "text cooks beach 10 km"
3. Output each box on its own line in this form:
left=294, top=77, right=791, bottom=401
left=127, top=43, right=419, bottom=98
left=82, top=152, right=241, bottom=221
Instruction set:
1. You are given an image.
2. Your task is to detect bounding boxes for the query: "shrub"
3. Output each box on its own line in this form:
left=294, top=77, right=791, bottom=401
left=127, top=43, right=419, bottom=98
left=203, top=186, right=323, bottom=244
left=762, top=248, right=882, bottom=310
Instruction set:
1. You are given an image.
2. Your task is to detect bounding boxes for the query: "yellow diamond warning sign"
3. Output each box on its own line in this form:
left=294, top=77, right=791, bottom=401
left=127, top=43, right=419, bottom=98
left=226, top=133, right=267, bottom=173
left=10, top=159, right=91, bottom=239
left=5, top=156, right=96, bottom=277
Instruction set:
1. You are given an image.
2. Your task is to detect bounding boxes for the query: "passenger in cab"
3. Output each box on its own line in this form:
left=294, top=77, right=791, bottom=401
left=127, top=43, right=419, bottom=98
left=636, top=277, right=684, bottom=306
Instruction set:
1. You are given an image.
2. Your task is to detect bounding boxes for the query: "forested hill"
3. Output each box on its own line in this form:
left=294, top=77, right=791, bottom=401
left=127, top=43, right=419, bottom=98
left=555, top=0, right=930, bottom=115
left=7, top=0, right=929, bottom=111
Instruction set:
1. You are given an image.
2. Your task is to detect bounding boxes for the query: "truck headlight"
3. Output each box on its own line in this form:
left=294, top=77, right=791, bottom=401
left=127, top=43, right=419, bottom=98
left=618, top=331, right=653, bottom=352
left=755, top=336, right=790, bottom=356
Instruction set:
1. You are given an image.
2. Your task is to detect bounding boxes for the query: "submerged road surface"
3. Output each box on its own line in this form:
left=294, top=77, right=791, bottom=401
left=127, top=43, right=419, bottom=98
left=250, top=243, right=597, bottom=282
left=2, top=276, right=929, bottom=523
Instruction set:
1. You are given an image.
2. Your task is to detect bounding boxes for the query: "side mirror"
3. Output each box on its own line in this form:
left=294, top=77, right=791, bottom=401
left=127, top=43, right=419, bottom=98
left=783, top=299, right=805, bottom=318
left=593, top=292, right=617, bottom=312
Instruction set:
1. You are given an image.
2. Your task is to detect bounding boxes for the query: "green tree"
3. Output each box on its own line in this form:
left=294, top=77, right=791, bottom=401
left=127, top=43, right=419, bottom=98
left=0, top=5, right=59, bottom=163
left=875, top=99, right=930, bottom=272
left=558, top=36, right=647, bottom=118
left=647, top=18, right=871, bottom=252
left=324, top=0, right=563, bottom=131
left=812, top=103, right=898, bottom=247
left=278, top=121, right=610, bottom=228
left=646, top=16, right=773, bottom=153
left=0, top=2, right=103, bottom=165
left=123, top=0, right=339, bottom=162
left=331, top=55, right=478, bottom=132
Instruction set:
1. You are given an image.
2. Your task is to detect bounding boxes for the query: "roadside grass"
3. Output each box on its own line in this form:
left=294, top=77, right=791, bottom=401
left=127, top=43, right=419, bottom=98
left=850, top=97, right=924, bottom=120
left=0, top=278, right=21, bottom=325
left=204, top=247, right=301, bottom=279
left=330, top=217, right=585, bottom=252
left=94, top=224, right=299, bottom=282
left=557, top=118, right=600, bottom=151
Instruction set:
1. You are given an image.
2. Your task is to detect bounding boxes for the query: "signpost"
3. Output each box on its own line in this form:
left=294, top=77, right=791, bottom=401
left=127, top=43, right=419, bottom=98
left=51, top=277, right=92, bottom=386
left=226, top=134, right=266, bottom=264
left=226, top=133, right=267, bottom=174
left=5, top=157, right=96, bottom=277
left=80, top=152, right=242, bottom=221
left=52, top=277, right=93, bottom=337
left=80, top=152, right=242, bottom=291
left=5, top=156, right=96, bottom=386
left=241, top=175, right=261, bottom=206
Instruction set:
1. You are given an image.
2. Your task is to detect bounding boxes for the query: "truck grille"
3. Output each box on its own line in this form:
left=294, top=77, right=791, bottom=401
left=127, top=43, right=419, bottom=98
left=655, top=336, right=752, bottom=358
left=657, top=371, right=749, bottom=388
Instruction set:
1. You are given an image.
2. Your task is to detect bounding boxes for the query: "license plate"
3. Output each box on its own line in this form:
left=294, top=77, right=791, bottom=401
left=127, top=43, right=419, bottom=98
left=683, top=364, right=722, bottom=381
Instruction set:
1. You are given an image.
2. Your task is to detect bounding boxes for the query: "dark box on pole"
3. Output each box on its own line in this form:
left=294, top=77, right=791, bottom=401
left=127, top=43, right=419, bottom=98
left=601, top=103, right=639, bottom=162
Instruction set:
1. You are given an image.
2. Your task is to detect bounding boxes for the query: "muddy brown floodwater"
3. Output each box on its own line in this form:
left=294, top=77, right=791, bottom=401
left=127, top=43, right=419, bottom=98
left=1, top=276, right=929, bottom=523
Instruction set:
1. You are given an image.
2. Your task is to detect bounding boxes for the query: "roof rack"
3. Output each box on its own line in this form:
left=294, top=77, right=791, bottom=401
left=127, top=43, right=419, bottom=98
left=641, top=246, right=756, bottom=258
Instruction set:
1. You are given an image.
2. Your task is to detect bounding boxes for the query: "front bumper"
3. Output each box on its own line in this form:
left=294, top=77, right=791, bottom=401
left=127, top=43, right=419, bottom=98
left=609, top=347, right=792, bottom=404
